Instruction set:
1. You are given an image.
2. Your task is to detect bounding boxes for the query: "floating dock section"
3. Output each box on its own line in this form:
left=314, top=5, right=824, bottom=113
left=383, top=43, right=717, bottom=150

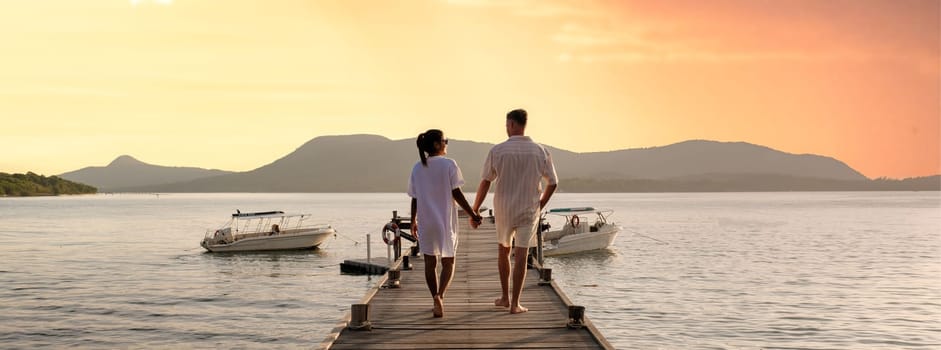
left=339, top=258, right=391, bottom=275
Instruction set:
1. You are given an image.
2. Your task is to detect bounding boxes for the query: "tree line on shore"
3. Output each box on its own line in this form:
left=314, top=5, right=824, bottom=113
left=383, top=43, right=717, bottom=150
left=0, top=172, right=97, bottom=196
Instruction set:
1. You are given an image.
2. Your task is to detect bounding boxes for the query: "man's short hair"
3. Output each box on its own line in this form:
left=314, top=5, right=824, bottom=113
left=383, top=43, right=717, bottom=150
left=506, top=109, right=527, bottom=127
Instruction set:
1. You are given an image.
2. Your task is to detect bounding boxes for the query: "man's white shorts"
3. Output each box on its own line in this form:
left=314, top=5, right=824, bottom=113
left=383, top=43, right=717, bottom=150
left=496, top=220, right=539, bottom=248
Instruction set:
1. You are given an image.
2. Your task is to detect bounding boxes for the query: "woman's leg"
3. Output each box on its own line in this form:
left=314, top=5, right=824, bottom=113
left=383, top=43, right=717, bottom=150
left=434, top=257, right=455, bottom=317
left=423, top=254, right=439, bottom=297
left=424, top=255, right=444, bottom=317
left=437, top=257, right=455, bottom=299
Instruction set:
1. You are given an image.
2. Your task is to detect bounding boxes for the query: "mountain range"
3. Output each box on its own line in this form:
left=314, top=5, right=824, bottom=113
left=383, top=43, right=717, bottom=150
left=59, top=135, right=938, bottom=192
left=60, top=155, right=233, bottom=190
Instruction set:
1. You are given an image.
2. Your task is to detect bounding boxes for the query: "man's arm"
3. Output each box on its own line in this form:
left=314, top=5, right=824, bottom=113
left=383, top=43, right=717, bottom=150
left=472, top=179, right=491, bottom=213
left=539, top=183, right=557, bottom=210
left=540, top=146, right=559, bottom=210
left=410, top=197, right=418, bottom=237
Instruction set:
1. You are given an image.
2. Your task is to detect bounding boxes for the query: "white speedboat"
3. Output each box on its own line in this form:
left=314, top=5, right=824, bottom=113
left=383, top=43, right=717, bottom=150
left=541, top=207, right=619, bottom=256
left=201, top=211, right=335, bottom=252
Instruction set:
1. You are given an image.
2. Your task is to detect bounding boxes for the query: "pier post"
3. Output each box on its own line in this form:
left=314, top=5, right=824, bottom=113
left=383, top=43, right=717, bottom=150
left=567, top=305, right=586, bottom=329
left=538, top=268, right=552, bottom=286
left=386, top=236, right=392, bottom=267
left=349, top=304, right=372, bottom=331
left=536, top=217, right=545, bottom=266
left=402, top=255, right=412, bottom=270
left=394, top=235, right=401, bottom=261
left=392, top=210, right=400, bottom=262
left=386, top=269, right=401, bottom=288
left=366, top=232, right=371, bottom=264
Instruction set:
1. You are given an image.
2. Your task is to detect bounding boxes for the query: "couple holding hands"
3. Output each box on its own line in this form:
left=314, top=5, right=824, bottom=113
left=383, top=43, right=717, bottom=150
left=407, top=109, right=559, bottom=318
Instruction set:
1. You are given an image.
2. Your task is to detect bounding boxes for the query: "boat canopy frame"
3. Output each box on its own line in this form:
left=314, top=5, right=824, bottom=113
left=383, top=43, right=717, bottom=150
left=225, top=211, right=323, bottom=234
left=545, top=207, right=614, bottom=224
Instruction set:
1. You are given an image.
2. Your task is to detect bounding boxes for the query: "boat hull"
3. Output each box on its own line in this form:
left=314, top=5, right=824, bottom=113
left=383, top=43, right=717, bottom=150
left=203, top=228, right=335, bottom=252
left=543, top=227, right=618, bottom=257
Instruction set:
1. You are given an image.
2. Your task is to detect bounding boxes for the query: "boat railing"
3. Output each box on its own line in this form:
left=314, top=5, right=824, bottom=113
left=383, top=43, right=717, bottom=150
left=232, top=214, right=325, bottom=233
left=203, top=229, right=219, bottom=240
left=206, top=214, right=331, bottom=242
left=203, top=227, right=234, bottom=245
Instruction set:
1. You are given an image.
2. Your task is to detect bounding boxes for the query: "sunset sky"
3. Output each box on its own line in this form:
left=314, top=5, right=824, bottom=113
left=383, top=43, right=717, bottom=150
left=1, top=0, right=938, bottom=179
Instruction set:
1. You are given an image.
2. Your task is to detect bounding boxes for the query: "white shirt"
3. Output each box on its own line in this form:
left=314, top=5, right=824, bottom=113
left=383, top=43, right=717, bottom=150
left=482, top=135, right=559, bottom=228
left=408, top=156, right=465, bottom=257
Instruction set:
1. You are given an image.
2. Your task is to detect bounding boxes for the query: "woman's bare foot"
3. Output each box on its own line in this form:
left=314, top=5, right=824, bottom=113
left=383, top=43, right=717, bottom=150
left=433, top=296, right=444, bottom=318
left=494, top=297, right=510, bottom=307
left=509, top=305, right=528, bottom=314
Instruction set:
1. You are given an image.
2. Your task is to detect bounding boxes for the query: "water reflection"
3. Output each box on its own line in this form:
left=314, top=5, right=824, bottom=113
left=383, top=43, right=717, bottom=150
left=199, top=248, right=330, bottom=261
left=546, top=247, right=619, bottom=267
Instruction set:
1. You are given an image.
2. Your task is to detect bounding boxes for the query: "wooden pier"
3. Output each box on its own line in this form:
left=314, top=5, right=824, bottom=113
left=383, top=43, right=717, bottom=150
left=320, top=219, right=613, bottom=349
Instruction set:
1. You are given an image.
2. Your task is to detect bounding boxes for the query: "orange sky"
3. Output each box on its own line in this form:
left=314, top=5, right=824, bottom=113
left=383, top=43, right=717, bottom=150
left=0, top=0, right=938, bottom=179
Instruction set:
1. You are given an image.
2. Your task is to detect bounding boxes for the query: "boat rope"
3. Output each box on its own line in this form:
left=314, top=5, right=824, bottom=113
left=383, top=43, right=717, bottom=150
left=636, top=233, right=669, bottom=245
left=334, top=231, right=360, bottom=245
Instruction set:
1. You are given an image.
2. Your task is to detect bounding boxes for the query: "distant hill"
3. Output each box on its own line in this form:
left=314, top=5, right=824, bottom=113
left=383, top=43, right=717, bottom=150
left=1, top=172, right=96, bottom=196
left=106, top=135, right=464, bottom=192
left=59, top=135, right=931, bottom=193
left=549, top=140, right=866, bottom=181
left=59, top=155, right=234, bottom=192
left=561, top=174, right=941, bottom=192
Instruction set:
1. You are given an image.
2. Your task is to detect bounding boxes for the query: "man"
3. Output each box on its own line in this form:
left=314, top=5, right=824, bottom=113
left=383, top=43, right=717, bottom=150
left=471, top=108, right=558, bottom=314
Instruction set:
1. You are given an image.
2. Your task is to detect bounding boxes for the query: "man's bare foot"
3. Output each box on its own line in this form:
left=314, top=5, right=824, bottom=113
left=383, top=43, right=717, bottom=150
left=509, top=305, right=528, bottom=314
left=433, top=296, right=444, bottom=318
left=494, top=297, right=510, bottom=308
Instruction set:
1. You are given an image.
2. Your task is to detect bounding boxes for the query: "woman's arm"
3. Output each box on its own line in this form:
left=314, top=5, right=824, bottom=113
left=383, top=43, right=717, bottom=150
left=452, top=188, right=482, bottom=227
left=410, top=197, right=418, bottom=238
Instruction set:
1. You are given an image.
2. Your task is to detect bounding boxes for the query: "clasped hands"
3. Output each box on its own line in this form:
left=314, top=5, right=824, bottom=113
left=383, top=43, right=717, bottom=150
left=469, top=211, right=483, bottom=229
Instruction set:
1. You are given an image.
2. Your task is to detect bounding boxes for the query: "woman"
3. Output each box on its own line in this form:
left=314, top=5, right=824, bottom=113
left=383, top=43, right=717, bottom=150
left=408, top=129, right=482, bottom=318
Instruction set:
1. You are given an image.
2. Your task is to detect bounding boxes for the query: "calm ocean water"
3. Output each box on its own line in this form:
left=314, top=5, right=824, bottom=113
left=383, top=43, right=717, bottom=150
left=0, top=192, right=938, bottom=349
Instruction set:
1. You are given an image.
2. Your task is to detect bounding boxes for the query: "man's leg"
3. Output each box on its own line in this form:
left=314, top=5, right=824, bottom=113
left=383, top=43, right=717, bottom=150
left=494, top=244, right=511, bottom=307
left=510, top=246, right=530, bottom=313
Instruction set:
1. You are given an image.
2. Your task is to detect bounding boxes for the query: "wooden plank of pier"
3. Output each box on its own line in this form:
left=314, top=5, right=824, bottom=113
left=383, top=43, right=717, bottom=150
left=321, top=219, right=613, bottom=349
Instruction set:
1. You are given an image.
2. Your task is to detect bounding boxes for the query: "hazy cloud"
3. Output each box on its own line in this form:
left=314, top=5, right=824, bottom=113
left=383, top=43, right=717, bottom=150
left=551, top=21, right=900, bottom=64
left=445, top=0, right=939, bottom=68
left=130, top=0, right=174, bottom=5
left=444, top=0, right=603, bottom=18
left=0, top=86, right=128, bottom=98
